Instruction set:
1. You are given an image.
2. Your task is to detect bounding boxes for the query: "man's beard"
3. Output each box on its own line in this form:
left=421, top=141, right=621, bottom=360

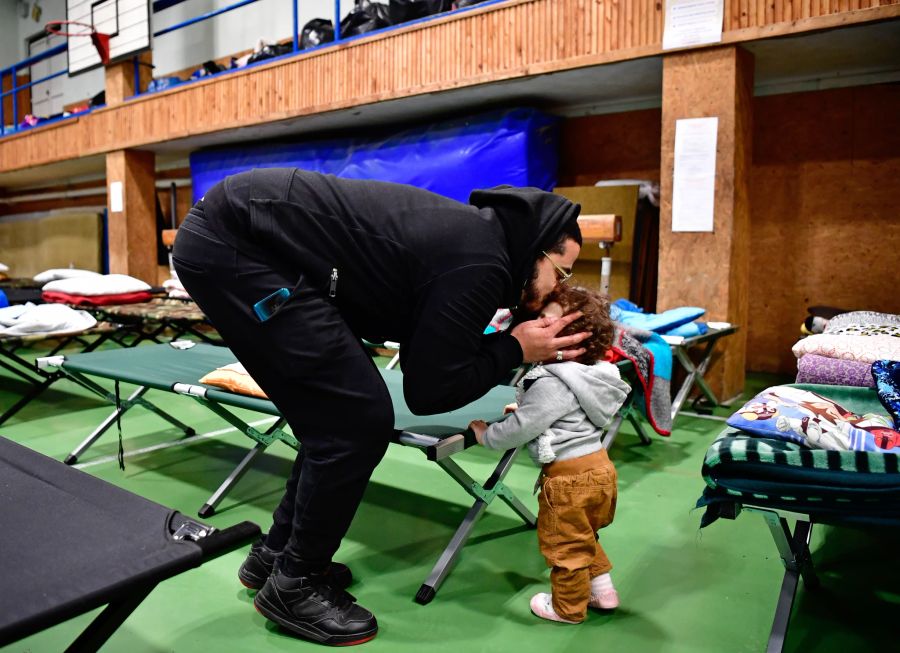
left=511, top=275, right=543, bottom=324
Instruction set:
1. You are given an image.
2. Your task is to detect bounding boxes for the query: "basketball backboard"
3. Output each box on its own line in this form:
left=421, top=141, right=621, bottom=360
left=66, top=0, right=151, bottom=75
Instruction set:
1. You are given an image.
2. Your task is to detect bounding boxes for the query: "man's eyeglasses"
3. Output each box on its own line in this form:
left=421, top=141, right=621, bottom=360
left=542, top=251, right=573, bottom=284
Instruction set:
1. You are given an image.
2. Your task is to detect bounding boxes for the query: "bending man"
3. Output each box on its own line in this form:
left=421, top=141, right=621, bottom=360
left=173, top=168, right=587, bottom=646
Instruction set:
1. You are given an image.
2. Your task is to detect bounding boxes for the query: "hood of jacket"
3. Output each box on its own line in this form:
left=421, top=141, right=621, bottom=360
left=469, top=186, right=580, bottom=307
left=536, top=360, right=631, bottom=429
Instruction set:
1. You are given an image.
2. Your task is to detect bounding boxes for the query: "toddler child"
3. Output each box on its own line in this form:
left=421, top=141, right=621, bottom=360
left=469, top=285, right=630, bottom=624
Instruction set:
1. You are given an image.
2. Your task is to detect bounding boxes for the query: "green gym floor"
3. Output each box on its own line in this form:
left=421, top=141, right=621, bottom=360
left=1, top=338, right=897, bottom=653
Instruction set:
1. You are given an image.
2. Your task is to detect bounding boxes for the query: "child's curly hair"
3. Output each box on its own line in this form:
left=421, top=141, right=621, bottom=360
left=543, top=285, right=615, bottom=365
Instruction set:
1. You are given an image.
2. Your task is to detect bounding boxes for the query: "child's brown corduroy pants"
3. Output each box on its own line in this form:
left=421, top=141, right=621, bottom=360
left=537, top=449, right=617, bottom=622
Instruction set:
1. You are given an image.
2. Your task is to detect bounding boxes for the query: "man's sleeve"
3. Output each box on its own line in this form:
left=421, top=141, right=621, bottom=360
left=401, top=265, right=523, bottom=415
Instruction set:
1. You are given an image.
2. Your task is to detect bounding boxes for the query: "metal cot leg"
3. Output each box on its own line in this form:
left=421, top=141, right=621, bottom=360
left=198, top=442, right=267, bottom=518
left=671, top=338, right=722, bottom=419
left=755, top=511, right=819, bottom=653
left=65, top=386, right=148, bottom=465
left=415, top=448, right=536, bottom=605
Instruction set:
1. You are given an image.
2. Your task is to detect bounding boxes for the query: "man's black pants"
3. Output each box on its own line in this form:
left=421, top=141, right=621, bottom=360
left=173, top=201, right=394, bottom=568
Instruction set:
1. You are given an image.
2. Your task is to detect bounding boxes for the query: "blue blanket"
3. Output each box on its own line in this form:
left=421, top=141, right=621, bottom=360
left=612, top=324, right=673, bottom=436
left=611, top=300, right=706, bottom=335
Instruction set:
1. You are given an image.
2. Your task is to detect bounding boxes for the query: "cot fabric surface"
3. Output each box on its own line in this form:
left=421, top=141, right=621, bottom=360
left=0, top=436, right=259, bottom=648
left=57, top=342, right=517, bottom=426
left=43, top=342, right=531, bottom=604
left=90, top=298, right=220, bottom=345
left=0, top=322, right=125, bottom=427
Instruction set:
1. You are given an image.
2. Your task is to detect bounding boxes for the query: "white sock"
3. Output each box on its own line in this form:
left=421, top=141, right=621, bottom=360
left=591, top=573, right=614, bottom=593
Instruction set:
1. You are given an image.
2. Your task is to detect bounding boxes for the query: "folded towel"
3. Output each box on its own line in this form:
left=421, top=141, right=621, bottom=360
left=826, top=311, right=900, bottom=331
left=793, top=334, right=900, bottom=365
left=610, top=302, right=706, bottom=334
left=795, top=354, right=874, bottom=388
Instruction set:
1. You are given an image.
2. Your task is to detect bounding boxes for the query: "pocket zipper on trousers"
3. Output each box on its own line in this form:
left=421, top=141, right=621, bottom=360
left=329, top=268, right=338, bottom=298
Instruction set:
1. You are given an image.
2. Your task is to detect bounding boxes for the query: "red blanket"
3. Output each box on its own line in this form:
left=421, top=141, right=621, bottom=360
left=42, top=290, right=154, bottom=306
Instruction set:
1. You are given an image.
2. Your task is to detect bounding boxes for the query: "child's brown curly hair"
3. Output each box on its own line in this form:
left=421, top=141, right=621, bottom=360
left=543, top=285, right=615, bottom=365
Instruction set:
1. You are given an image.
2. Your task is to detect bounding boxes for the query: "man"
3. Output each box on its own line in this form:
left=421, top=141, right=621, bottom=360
left=172, top=168, right=587, bottom=646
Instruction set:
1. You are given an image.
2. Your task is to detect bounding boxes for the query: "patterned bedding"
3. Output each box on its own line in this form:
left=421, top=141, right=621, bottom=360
left=698, top=385, right=900, bottom=526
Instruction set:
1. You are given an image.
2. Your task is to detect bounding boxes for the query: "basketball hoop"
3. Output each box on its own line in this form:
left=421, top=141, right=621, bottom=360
left=45, top=20, right=111, bottom=65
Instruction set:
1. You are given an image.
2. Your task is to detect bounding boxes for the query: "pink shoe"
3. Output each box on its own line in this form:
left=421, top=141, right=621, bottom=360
left=529, top=593, right=580, bottom=624
left=588, top=587, right=619, bottom=610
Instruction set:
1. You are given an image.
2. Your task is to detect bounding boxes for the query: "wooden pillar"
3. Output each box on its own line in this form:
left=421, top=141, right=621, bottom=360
left=106, top=149, right=157, bottom=282
left=658, top=46, right=754, bottom=401
left=105, top=51, right=153, bottom=105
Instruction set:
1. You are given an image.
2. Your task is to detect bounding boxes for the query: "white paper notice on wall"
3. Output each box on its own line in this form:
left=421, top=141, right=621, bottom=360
left=109, top=182, right=123, bottom=213
left=672, top=117, right=718, bottom=233
left=662, top=0, right=724, bottom=50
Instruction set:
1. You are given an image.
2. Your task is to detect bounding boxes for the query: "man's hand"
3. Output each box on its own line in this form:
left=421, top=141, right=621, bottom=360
left=503, top=403, right=518, bottom=414
left=509, top=312, right=589, bottom=363
left=469, top=419, right=488, bottom=445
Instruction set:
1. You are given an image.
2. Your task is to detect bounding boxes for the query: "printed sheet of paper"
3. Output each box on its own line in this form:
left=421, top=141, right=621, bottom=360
left=671, top=117, right=718, bottom=233
left=109, top=181, right=123, bottom=213
left=662, top=0, right=724, bottom=50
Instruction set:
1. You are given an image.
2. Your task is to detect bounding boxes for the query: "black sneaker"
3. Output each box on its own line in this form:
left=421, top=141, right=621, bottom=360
left=238, top=539, right=353, bottom=591
left=254, top=571, right=378, bottom=646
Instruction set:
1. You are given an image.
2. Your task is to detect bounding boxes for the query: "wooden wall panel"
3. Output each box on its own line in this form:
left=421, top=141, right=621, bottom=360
left=0, top=212, right=103, bottom=277
left=2, top=0, right=897, bottom=175
left=554, top=185, right=640, bottom=298
left=559, top=109, right=663, bottom=185
left=748, top=84, right=900, bottom=374
left=557, top=83, right=900, bottom=376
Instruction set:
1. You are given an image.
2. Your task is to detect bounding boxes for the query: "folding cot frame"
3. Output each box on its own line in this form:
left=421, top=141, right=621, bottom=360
left=377, top=341, right=652, bottom=449
left=710, top=501, right=822, bottom=653
left=0, top=323, right=125, bottom=427
left=664, top=324, right=739, bottom=420
left=0, top=436, right=260, bottom=652
left=373, top=324, right=742, bottom=440
left=89, top=298, right=223, bottom=347
left=39, top=343, right=580, bottom=605
left=698, top=380, right=900, bottom=653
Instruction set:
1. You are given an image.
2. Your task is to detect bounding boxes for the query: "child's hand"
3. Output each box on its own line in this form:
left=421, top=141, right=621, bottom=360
left=503, top=403, right=518, bottom=414
left=468, top=420, right=488, bottom=445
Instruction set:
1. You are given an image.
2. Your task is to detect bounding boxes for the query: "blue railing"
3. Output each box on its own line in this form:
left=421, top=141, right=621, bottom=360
left=1, top=0, right=507, bottom=139
left=0, top=43, right=78, bottom=136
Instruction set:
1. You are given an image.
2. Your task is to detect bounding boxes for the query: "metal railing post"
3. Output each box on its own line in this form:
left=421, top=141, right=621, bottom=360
left=334, top=0, right=341, bottom=42
left=11, top=65, right=18, bottom=131
left=292, top=0, right=299, bottom=52
left=1, top=72, right=5, bottom=135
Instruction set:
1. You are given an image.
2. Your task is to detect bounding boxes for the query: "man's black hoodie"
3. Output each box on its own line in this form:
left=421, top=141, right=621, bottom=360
left=202, top=168, right=579, bottom=414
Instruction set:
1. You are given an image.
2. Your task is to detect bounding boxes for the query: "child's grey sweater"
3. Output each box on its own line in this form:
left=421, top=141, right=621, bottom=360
left=481, top=361, right=630, bottom=465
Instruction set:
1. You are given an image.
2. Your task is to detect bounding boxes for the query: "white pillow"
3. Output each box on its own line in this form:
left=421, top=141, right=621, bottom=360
left=0, top=303, right=97, bottom=336
left=42, top=273, right=151, bottom=296
left=0, top=262, right=8, bottom=272
left=34, top=268, right=101, bottom=283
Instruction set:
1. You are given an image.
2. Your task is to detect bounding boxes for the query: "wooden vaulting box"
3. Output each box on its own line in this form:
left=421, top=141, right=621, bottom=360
left=553, top=185, right=639, bottom=299
left=0, top=211, right=103, bottom=278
